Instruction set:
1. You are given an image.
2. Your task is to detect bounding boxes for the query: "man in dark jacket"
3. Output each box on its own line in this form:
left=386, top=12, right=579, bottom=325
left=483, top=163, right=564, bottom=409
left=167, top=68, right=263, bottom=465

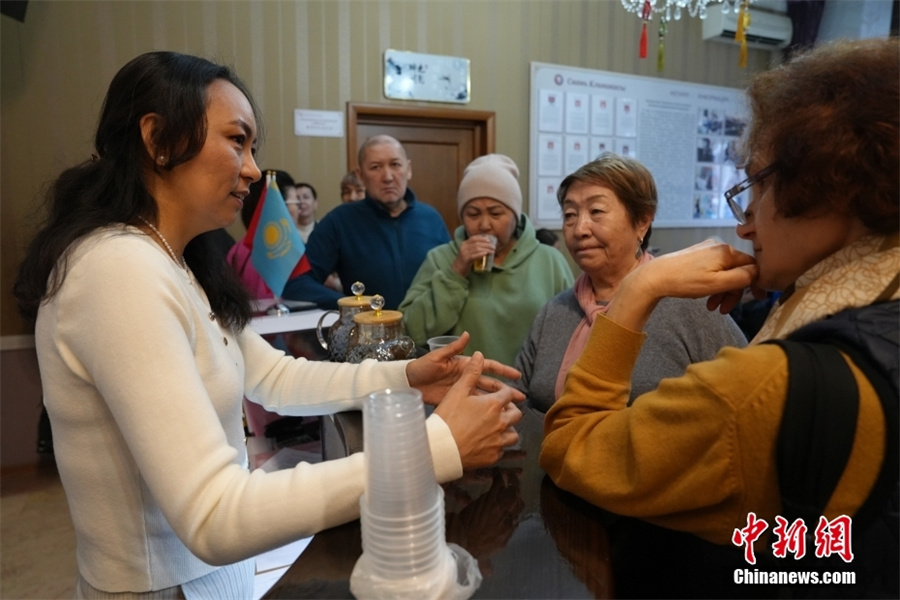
left=283, top=135, right=450, bottom=309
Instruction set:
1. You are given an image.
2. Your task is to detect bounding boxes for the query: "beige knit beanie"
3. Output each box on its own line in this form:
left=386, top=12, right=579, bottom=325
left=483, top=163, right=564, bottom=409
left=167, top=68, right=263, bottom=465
left=456, top=154, right=522, bottom=220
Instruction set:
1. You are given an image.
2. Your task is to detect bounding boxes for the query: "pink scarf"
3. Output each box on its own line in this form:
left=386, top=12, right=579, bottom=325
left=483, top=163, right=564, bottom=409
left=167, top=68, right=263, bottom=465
left=554, top=252, right=654, bottom=400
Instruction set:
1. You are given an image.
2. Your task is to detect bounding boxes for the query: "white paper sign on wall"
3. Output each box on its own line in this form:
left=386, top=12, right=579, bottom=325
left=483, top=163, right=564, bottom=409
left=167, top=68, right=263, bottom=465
left=294, top=109, right=344, bottom=138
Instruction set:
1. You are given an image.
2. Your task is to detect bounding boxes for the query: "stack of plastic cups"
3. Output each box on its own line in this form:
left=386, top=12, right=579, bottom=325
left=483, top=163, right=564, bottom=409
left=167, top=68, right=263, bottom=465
left=350, top=388, right=481, bottom=600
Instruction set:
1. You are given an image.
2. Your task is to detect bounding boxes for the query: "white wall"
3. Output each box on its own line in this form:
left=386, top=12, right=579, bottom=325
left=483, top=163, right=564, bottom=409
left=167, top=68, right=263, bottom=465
left=819, top=0, right=893, bottom=42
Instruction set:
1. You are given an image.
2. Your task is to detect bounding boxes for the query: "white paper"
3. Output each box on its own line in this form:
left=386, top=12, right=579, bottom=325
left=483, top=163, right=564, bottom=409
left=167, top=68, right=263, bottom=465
left=538, top=89, right=563, bottom=132
left=590, top=137, right=614, bottom=160
left=615, top=138, right=637, bottom=158
left=565, top=92, right=589, bottom=134
left=590, top=95, right=614, bottom=136
left=255, top=537, right=314, bottom=574
left=253, top=567, right=289, bottom=600
left=537, top=178, right=562, bottom=222
left=564, top=135, right=589, bottom=175
left=537, top=134, right=563, bottom=177
left=615, top=98, right=637, bottom=138
left=294, top=109, right=344, bottom=138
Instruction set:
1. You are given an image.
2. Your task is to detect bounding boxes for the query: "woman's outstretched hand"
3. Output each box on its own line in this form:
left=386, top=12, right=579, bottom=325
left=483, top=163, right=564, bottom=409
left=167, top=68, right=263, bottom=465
left=433, top=351, right=523, bottom=469
left=406, top=331, right=524, bottom=406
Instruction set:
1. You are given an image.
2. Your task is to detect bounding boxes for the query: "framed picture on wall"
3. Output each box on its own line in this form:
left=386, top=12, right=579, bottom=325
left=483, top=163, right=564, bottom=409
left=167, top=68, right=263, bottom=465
left=383, top=50, right=471, bottom=104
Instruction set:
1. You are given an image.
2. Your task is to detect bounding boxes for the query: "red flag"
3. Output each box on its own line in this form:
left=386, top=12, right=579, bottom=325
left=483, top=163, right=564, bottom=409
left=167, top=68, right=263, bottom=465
left=242, top=183, right=266, bottom=250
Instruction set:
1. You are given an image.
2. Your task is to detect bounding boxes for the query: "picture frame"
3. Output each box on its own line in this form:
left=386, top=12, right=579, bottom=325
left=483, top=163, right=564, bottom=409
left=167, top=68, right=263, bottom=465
left=383, top=49, right=470, bottom=104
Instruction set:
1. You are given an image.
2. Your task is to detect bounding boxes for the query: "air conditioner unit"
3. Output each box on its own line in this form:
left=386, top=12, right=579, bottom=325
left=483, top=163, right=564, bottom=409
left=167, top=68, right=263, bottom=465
left=702, top=5, right=792, bottom=50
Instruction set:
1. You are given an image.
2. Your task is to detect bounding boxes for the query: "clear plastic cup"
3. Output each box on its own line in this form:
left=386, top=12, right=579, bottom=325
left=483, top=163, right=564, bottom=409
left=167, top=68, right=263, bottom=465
left=427, top=335, right=461, bottom=351
left=366, top=545, right=445, bottom=578
left=360, top=495, right=444, bottom=541
left=363, top=528, right=444, bottom=551
left=472, top=234, right=497, bottom=272
left=360, top=490, right=447, bottom=578
left=361, top=493, right=443, bottom=527
left=363, top=523, right=444, bottom=546
left=354, top=388, right=482, bottom=597
left=362, top=388, right=438, bottom=518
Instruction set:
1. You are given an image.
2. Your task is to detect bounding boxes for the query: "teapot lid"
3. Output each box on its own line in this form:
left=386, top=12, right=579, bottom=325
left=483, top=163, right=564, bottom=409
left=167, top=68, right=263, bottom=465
left=352, top=294, right=402, bottom=325
left=337, top=281, right=372, bottom=308
left=353, top=309, right=403, bottom=325
left=337, top=295, right=373, bottom=308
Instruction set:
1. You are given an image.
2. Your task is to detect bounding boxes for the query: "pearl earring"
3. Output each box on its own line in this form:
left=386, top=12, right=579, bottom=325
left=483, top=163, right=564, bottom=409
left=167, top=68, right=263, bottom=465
left=635, top=237, right=644, bottom=259
left=156, top=155, right=166, bottom=165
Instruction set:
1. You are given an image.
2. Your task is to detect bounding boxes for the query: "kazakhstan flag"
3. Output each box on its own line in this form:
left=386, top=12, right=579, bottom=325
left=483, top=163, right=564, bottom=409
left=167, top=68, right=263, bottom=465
left=250, top=173, right=308, bottom=297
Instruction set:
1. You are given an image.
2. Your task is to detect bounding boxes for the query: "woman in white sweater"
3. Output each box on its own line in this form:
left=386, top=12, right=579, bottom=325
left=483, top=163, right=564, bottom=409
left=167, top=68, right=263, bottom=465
left=13, top=51, right=523, bottom=599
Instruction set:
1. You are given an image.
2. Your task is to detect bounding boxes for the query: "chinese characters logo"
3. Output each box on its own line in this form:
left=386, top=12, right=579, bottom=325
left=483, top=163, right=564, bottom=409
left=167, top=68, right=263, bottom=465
left=732, top=513, right=854, bottom=564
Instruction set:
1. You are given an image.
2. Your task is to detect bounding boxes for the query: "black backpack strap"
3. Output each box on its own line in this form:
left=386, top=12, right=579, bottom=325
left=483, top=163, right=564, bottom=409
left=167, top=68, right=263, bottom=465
left=768, top=339, right=859, bottom=525
left=771, top=336, right=899, bottom=528
left=828, top=339, right=899, bottom=533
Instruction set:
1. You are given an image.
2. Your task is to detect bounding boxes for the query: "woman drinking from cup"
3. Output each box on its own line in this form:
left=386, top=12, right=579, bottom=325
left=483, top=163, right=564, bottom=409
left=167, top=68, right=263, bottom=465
left=400, top=154, right=573, bottom=366
left=515, top=153, right=746, bottom=413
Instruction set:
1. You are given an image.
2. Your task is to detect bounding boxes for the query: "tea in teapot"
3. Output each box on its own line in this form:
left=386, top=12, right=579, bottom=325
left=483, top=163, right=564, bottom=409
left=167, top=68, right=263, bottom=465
left=316, top=281, right=373, bottom=362
left=345, top=295, right=416, bottom=363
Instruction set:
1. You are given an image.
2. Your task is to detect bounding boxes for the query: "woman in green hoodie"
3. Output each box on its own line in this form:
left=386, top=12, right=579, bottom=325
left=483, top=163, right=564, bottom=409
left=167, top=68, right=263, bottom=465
left=400, top=154, right=573, bottom=366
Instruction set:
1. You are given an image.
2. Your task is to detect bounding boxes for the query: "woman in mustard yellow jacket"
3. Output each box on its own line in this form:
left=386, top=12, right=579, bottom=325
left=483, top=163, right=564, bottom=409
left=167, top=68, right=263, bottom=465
left=542, top=37, right=898, bottom=596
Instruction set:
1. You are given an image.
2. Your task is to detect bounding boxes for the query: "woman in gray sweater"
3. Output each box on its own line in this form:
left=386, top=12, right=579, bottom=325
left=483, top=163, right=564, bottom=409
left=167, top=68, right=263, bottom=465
left=515, top=154, right=746, bottom=413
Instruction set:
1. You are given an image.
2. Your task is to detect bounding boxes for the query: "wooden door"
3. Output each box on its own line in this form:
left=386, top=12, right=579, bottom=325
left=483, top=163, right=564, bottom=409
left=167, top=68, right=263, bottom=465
left=347, top=103, right=495, bottom=234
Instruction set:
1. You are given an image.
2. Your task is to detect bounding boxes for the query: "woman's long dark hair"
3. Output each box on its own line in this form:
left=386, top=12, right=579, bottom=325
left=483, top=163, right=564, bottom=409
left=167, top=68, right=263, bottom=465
left=14, top=51, right=261, bottom=330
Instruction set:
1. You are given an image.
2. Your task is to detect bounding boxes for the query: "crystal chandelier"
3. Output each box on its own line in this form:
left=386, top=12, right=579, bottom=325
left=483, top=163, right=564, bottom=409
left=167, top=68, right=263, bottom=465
left=619, top=0, right=752, bottom=22
left=619, top=0, right=755, bottom=70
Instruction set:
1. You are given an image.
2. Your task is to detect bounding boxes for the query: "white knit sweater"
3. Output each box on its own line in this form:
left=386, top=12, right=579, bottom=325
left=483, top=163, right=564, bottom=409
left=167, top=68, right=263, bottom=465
left=36, top=225, right=461, bottom=593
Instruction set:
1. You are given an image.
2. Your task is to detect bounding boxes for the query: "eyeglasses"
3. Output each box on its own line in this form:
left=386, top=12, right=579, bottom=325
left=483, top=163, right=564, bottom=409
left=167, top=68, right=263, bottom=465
left=724, top=162, right=779, bottom=225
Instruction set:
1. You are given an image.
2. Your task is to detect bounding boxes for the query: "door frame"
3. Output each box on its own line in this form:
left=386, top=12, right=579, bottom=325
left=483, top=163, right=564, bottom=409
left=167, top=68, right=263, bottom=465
left=345, top=102, right=496, bottom=170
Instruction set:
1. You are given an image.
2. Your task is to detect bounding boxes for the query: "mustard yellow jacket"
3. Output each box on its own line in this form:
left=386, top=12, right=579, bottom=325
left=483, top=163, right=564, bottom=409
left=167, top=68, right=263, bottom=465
left=541, top=314, right=884, bottom=545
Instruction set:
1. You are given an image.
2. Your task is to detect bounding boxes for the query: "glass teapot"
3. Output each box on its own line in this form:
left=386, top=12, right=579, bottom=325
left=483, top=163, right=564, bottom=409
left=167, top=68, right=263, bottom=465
left=345, top=295, right=417, bottom=363
left=316, top=281, right=373, bottom=362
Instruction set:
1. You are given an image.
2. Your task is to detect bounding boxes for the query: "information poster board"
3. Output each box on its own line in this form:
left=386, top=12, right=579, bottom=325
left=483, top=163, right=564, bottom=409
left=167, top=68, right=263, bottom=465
left=529, top=62, right=749, bottom=229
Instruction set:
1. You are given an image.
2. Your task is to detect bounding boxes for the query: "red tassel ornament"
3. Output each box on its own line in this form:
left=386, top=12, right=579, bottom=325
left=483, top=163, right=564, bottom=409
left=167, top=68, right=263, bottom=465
left=639, top=22, right=648, bottom=58
left=639, top=0, right=652, bottom=59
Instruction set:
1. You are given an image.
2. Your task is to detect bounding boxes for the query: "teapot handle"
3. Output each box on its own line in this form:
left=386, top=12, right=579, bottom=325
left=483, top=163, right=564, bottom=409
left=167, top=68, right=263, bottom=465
left=316, top=310, right=339, bottom=350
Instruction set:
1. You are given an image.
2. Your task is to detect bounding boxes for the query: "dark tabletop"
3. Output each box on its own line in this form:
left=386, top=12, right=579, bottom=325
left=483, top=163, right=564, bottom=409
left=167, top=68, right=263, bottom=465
left=265, top=401, right=781, bottom=600
left=266, top=407, right=615, bottom=599
left=260, top=326, right=777, bottom=600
